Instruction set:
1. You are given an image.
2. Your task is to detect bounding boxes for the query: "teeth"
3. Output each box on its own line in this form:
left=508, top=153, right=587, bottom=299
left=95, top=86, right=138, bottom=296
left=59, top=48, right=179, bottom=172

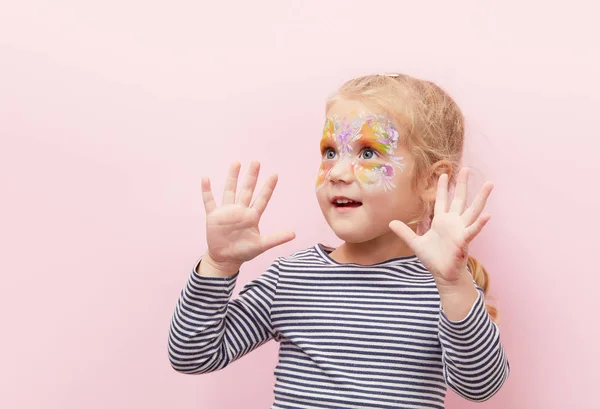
left=336, top=199, right=353, bottom=204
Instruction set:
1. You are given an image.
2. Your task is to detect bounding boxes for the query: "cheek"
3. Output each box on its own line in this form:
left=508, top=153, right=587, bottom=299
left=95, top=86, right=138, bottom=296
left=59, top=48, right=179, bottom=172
left=315, top=162, right=333, bottom=189
left=355, top=163, right=395, bottom=189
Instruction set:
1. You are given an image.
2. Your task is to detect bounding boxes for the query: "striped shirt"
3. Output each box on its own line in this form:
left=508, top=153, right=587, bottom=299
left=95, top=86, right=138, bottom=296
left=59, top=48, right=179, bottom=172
left=168, top=244, right=509, bottom=408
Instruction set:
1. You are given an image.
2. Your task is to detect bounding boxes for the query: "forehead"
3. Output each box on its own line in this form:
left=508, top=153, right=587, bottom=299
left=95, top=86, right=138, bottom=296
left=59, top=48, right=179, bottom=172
left=324, top=100, right=402, bottom=141
left=326, top=99, right=383, bottom=119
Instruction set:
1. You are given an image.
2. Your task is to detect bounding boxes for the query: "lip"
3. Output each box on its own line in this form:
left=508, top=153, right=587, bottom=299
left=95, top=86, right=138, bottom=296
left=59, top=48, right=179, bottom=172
left=330, top=195, right=362, bottom=204
left=330, top=195, right=363, bottom=213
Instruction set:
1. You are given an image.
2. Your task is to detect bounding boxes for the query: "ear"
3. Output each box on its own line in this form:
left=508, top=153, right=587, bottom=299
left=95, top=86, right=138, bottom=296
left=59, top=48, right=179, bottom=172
left=420, top=160, right=454, bottom=203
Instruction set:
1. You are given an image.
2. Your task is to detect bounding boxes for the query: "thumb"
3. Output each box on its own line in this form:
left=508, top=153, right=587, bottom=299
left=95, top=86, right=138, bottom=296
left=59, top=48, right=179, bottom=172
left=389, top=220, right=417, bottom=247
left=259, top=230, right=296, bottom=253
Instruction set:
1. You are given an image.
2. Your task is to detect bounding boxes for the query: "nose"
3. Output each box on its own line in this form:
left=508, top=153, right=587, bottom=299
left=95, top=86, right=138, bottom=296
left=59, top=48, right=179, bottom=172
left=328, top=159, right=355, bottom=184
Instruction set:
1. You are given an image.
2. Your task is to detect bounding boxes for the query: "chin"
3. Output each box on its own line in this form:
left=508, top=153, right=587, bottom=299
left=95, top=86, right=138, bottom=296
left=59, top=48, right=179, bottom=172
left=328, top=222, right=380, bottom=244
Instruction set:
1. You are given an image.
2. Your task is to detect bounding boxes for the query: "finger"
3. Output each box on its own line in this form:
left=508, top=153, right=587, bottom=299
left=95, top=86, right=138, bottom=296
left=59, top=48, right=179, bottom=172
left=389, top=220, right=418, bottom=249
left=462, top=213, right=491, bottom=243
left=236, top=161, right=261, bottom=207
left=434, top=173, right=449, bottom=216
left=449, top=167, right=469, bottom=214
left=462, top=182, right=494, bottom=226
left=222, top=162, right=242, bottom=205
left=259, top=230, right=296, bottom=253
left=251, top=173, right=278, bottom=217
left=201, top=177, right=217, bottom=214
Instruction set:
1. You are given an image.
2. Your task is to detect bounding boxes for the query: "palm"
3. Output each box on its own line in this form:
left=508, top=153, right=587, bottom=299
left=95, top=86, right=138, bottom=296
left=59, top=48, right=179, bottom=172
left=407, top=210, right=472, bottom=282
left=390, top=168, right=493, bottom=283
left=206, top=204, right=264, bottom=264
left=201, top=161, right=295, bottom=266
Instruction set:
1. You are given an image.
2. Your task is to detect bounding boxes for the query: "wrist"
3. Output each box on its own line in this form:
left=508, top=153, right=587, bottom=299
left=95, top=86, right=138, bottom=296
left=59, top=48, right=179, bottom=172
left=434, top=267, right=474, bottom=296
left=196, top=252, right=241, bottom=278
left=435, top=269, right=479, bottom=321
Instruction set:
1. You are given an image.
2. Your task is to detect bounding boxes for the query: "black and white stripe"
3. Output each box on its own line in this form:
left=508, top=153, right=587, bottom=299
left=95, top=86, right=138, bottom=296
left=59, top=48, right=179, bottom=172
left=169, top=244, right=509, bottom=408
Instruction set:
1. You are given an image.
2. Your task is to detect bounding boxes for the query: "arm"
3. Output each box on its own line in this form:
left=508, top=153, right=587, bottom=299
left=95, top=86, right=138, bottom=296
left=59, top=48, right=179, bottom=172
left=168, top=161, right=294, bottom=373
left=438, top=283, right=510, bottom=401
left=388, top=169, right=509, bottom=400
left=168, top=258, right=281, bottom=374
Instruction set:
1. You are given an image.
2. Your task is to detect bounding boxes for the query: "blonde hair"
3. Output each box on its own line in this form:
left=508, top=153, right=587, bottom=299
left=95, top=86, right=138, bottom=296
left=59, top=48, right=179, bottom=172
left=326, top=73, right=497, bottom=322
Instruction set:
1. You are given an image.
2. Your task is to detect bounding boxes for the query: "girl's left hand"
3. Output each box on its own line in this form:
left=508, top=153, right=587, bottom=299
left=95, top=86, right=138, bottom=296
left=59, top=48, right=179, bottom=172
left=389, top=168, right=493, bottom=285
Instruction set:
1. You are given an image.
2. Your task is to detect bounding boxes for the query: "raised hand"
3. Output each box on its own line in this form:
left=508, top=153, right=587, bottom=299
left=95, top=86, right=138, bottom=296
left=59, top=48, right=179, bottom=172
left=201, top=161, right=295, bottom=275
left=389, top=168, right=493, bottom=285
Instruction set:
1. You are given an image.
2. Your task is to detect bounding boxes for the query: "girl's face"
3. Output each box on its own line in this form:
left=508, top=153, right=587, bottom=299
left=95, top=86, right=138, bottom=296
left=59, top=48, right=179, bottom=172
left=316, top=99, right=423, bottom=244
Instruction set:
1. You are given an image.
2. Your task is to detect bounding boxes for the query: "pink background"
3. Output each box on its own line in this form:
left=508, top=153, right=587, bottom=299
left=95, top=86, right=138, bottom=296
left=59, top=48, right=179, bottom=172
left=1, top=1, right=599, bottom=408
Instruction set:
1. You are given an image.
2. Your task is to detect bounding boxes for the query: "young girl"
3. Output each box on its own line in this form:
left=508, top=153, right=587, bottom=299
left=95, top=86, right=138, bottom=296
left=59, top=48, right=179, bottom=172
left=168, top=73, right=510, bottom=408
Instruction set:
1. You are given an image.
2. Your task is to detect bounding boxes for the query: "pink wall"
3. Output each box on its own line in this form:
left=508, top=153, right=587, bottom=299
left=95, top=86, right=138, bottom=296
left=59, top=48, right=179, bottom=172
left=1, top=1, right=598, bottom=408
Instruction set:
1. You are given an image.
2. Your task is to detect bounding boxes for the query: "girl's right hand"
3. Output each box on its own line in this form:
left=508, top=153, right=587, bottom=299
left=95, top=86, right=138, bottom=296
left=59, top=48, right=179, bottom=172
left=199, top=161, right=295, bottom=277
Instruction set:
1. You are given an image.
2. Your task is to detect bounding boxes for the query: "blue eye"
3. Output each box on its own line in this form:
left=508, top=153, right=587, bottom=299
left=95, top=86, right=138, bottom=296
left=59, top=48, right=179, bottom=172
left=360, top=148, right=376, bottom=160
left=324, top=148, right=337, bottom=160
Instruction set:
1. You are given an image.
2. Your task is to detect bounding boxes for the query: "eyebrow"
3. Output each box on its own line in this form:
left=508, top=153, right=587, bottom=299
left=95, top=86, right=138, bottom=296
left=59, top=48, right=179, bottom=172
left=319, top=115, right=399, bottom=154
left=319, top=134, right=333, bottom=153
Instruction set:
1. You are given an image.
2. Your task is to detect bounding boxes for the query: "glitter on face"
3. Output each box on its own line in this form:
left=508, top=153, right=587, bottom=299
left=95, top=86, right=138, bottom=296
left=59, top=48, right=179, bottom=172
left=355, top=162, right=398, bottom=191
left=316, top=113, right=404, bottom=191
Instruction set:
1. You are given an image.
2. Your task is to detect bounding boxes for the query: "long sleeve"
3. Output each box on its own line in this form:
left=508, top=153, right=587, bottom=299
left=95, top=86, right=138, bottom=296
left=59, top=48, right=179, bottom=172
left=438, top=289, right=510, bottom=402
left=168, top=258, right=281, bottom=374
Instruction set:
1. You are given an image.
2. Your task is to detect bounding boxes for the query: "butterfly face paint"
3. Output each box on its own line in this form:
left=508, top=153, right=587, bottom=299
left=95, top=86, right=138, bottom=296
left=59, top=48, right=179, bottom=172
left=316, top=113, right=405, bottom=191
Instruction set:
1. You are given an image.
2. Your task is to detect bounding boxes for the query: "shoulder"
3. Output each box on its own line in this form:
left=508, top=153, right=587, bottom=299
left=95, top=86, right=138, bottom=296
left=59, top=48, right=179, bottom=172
left=277, top=244, right=331, bottom=268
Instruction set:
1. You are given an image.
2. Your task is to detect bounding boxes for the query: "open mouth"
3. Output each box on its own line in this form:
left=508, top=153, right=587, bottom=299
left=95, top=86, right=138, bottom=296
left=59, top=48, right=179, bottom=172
left=332, top=197, right=363, bottom=208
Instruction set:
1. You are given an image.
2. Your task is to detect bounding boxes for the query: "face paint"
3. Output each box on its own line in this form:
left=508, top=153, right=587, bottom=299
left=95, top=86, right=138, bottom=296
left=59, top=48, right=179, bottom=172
left=316, top=113, right=404, bottom=191
left=315, top=162, right=333, bottom=188
left=354, top=162, right=397, bottom=191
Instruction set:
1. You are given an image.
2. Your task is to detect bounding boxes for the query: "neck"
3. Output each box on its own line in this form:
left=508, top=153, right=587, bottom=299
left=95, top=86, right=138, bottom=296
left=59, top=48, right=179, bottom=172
left=330, top=230, right=416, bottom=265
